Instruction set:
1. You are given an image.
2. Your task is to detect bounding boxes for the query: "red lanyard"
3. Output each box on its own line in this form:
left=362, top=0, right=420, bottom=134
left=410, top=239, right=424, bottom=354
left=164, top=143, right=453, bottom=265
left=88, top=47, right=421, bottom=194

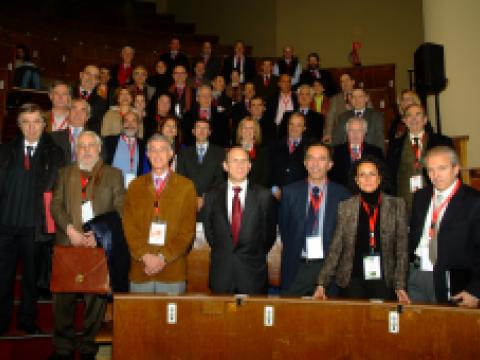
left=121, top=135, right=137, bottom=171
left=411, top=133, right=425, bottom=170
left=281, top=94, right=291, bottom=108
left=349, top=143, right=363, bottom=160
left=153, top=171, right=170, bottom=217
left=361, top=193, right=382, bottom=249
left=80, top=174, right=92, bottom=202
left=309, top=189, right=324, bottom=212
left=51, top=113, right=68, bottom=131
left=429, top=179, right=461, bottom=238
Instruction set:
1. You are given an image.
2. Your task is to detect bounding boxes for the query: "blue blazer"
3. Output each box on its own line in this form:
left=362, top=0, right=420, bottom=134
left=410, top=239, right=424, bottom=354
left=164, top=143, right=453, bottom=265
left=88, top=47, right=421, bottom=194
left=279, top=179, right=350, bottom=290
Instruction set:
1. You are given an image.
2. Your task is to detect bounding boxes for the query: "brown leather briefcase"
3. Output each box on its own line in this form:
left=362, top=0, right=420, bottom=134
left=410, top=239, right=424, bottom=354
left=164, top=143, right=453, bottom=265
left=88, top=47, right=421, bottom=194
left=50, top=245, right=111, bottom=294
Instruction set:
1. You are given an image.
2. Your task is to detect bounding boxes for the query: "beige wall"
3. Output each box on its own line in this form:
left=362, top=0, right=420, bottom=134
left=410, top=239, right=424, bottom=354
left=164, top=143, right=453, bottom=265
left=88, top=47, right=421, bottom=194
left=423, top=0, right=480, bottom=167
left=166, top=0, right=277, bottom=57
left=275, top=0, right=423, bottom=93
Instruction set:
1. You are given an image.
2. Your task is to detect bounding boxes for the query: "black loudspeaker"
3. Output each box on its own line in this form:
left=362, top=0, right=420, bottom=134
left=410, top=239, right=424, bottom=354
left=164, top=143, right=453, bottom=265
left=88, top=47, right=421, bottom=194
left=414, top=42, right=447, bottom=94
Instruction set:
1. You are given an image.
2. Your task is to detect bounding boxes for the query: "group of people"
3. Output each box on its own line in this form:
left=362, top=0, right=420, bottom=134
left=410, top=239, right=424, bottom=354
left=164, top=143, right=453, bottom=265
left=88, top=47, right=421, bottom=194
left=1, top=37, right=480, bottom=360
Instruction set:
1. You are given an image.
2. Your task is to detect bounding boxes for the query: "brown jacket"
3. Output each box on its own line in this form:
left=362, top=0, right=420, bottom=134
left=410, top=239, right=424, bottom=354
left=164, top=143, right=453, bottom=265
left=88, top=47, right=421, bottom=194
left=123, top=172, right=197, bottom=283
left=51, top=161, right=125, bottom=246
left=317, top=193, right=408, bottom=290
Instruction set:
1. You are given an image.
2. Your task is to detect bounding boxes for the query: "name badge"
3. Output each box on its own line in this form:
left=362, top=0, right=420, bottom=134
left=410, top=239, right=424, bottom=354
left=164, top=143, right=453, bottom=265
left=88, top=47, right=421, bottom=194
left=409, top=175, right=423, bottom=193
left=363, top=254, right=382, bottom=280
left=81, top=201, right=94, bottom=224
left=149, top=221, right=167, bottom=246
left=306, top=236, right=324, bottom=259
left=125, top=173, right=136, bottom=189
left=418, top=243, right=434, bottom=271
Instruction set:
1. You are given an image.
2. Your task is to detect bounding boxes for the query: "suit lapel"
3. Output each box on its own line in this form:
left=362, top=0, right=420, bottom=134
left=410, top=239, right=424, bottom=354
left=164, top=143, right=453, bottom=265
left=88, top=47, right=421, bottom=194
left=218, top=182, right=230, bottom=228
left=237, top=184, right=256, bottom=244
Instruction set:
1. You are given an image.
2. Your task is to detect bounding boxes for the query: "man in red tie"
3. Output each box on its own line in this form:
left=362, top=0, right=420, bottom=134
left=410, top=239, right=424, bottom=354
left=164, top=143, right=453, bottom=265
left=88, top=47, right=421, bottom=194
left=203, top=147, right=276, bottom=294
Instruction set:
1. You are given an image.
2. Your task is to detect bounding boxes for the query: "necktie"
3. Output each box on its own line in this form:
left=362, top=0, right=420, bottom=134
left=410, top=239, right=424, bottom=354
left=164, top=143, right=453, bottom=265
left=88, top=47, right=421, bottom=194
left=355, top=111, right=362, bottom=118
left=154, top=178, right=161, bottom=191
left=412, top=137, right=420, bottom=169
left=264, top=76, right=269, bottom=87
left=81, top=90, right=88, bottom=99
left=289, top=140, right=298, bottom=154
left=231, top=186, right=242, bottom=246
left=200, top=109, right=209, bottom=119
left=198, top=145, right=206, bottom=163
left=352, top=146, right=360, bottom=161
left=307, top=186, right=321, bottom=236
left=429, top=194, right=443, bottom=265
left=24, top=145, right=33, bottom=170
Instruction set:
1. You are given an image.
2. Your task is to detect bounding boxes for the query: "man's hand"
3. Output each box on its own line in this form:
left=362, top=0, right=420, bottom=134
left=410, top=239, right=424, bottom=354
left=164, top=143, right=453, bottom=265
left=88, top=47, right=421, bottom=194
left=313, top=285, right=327, bottom=300
left=197, top=196, right=204, bottom=211
left=452, top=291, right=479, bottom=308
left=142, top=253, right=166, bottom=276
left=67, top=225, right=87, bottom=247
left=273, top=189, right=282, bottom=201
left=395, top=289, right=411, bottom=304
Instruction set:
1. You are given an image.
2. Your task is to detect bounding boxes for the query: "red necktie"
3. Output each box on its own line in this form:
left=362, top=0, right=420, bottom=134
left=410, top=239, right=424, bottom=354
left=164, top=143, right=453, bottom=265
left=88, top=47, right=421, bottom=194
left=264, top=76, right=269, bottom=87
left=24, top=146, right=33, bottom=170
left=231, top=186, right=242, bottom=246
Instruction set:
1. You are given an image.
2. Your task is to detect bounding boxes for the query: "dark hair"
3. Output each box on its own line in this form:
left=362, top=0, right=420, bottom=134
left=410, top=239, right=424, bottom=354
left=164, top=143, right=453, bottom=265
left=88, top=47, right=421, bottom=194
left=347, top=154, right=393, bottom=194
left=16, top=44, right=31, bottom=61
left=303, top=140, right=332, bottom=161
left=307, top=52, right=320, bottom=62
left=17, top=102, right=43, bottom=124
left=158, top=116, right=182, bottom=153
left=114, top=86, right=133, bottom=104
left=193, top=118, right=211, bottom=127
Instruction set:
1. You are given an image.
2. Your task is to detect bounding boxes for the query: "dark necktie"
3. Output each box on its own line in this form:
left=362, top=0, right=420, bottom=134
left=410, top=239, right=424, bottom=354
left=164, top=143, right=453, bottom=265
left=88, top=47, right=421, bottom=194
left=24, top=145, right=33, bottom=170
left=231, top=186, right=242, bottom=246
left=197, top=145, right=206, bottom=163
left=355, top=111, right=363, bottom=118
left=306, top=186, right=320, bottom=236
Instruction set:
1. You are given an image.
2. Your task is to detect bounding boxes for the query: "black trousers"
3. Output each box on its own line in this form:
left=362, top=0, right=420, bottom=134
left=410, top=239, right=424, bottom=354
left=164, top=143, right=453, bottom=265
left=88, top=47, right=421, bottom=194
left=0, top=226, right=39, bottom=331
left=341, top=276, right=395, bottom=300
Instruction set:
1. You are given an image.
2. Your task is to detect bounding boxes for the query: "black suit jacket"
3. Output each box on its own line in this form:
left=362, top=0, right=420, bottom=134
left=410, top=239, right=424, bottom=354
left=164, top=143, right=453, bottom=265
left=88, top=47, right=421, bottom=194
left=0, top=133, right=65, bottom=241
left=193, top=56, right=222, bottom=81
left=75, top=87, right=108, bottom=135
left=203, top=182, right=276, bottom=294
left=329, top=142, right=384, bottom=187
left=299, top=68, right=337, bottom=96
left=253, top=74, right=279, bottom=100
left=387, top=130, right=454, bottom=192
left=265, top=92, right=299, bottom=140
left=50, top=129, right=73, bottom=164
left=280, top=110, right=324, bottom=141
left=222, top=56, right=257, bottom=83
left=248, top=145, right=270, bottom=188
left=270, top=136, right=308, bottom=189
left=409, top=184, right=480, bottom=302
left=182, top=105, right=230, bottom=148
left=279, top=180, right=350, bottom=290
left=102, top=135, right=146, bottom=176
left=159, top=51, right=190, bottom=75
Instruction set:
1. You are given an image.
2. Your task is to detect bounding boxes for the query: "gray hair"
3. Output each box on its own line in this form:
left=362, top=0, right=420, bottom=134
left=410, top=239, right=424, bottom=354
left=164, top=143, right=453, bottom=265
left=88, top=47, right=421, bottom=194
left=345, top=116, right=368, bottom=133
left=77, top=130, right=102, bottom=148
left=147, top=133, right=174, bottom=151
left=296, top=84, right=314, bottom=97
left=424, top=145, right=460, bottom=167
left=48, top=80, right=72, bottom=96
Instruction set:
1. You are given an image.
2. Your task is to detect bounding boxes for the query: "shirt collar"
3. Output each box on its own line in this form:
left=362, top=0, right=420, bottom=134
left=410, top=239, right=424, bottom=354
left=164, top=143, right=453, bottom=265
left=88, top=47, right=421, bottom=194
left=409, top=131, right=425, bottom=142
left=308, top=180, right=327, bottom=194
left=228, top=179, right=248, bottom=193
left=24, top=140, right=38, bottom=148
left=434, top=179, right=459, bottom=199
left=152, top=169, right=169, bottom=182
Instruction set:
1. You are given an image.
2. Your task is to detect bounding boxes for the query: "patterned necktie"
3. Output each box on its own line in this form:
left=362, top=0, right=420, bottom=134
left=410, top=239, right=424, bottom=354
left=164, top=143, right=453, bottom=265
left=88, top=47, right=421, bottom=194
left=429, top=193, right=444, bottom=265
left=231, top=186, right=243, bottom=245
left=198, top=145, right=206, bottom=163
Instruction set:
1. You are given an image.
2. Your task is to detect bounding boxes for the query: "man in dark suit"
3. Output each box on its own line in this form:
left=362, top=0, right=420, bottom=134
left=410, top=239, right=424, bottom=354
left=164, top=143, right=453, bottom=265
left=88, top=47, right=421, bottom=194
left=182, top=85, right=230, bottom=147
left=203, top=147, right=276, bottom=294
left=329, top=117, right=384, bottom=187
left=265, top=74, right=298, bottom=141
left=0, top=103, right=65, bottom=335
left=249, top=96, right=276, bottom=146
left=75, top=65, right=108, bottom=135
left=279, top=141, right=350, bottom=296
left=51, top=98, right=89, bottom=164
left=109, top=46, right=135, bottom=89
left=197, top=41, right=222, bottom=81
left=408, top=146, right=480, bottom=308
left=298, top=53, right=337, bottom=96
left=159, top=37, right=190, bottom=76
left=253, top=58, right=278, bottom=100
left=332, top=88, right=384, bottom=151
left=222, top=40, right=257, bottom=84
left=280, top=84, right=324, bottom=141
left=177, top=118, right=225, bottom=219
left=387, top=104, right=453, bottom=213
left=231, top=82, right=256, bottom=141
left=103, top=111, right=146, bottom=188
left=273, top=45, right=302, bottom=87
left=270, top=112, right=308, bottom=201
